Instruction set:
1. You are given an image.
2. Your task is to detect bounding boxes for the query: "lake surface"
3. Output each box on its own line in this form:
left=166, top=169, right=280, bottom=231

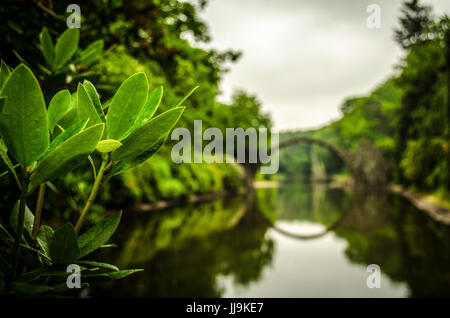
left=88, top=182, right=450, bottom=297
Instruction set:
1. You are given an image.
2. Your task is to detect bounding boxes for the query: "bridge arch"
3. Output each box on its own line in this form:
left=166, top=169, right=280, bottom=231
left=274, top=136, right=356, bottom=181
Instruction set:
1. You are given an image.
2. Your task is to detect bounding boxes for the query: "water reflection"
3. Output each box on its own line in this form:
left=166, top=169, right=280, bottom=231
left=89, top=182, right=450, bottom=297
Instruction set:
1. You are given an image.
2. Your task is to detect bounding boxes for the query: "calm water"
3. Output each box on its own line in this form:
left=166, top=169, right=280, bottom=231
left=89, top=182, right=450, bottom=297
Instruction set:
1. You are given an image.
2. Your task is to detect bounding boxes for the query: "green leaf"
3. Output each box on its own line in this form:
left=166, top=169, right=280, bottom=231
left=83, top=269, right=143, bottom=282
left=106, top=73, right=148, bottom=140
left=0, top=64, right=49, bottom=166
left=10, top=282, right=55, bottom=295
left=48, top=90, right=71, bottom=133
left=36, top=225, right=54, bottom=258
left=110, top=134, right=166, bottom=176
left=0, top=138, right=19, bottom=185
left=172, top=85, right=198, bottom=108
left=112, top=107, right=184, bottom=161
left=77, top=83, right=102, bottom=127
left=43, top=119, right=88, bottom=158
left=82, top=80, right=106, bottom=123
left=78, top=40, right=104, bottom=66
left=96, top=139, right=122, bottom=153
left=0, top=60, right=11, bottom=89
left=9, top=200, right=34, bottom=237
left=39, top=27, right=54, bottom=68
left=135, top=85, right=163, bottom=126
left=29, top=123, right=104, bottom=190
left=76, top=260, right=119, bottom=272
left=49, top=223, right=80, bottom=265
left=78, top=211, right=122, bottom=257
left=54, top=28, right=79, bottom=68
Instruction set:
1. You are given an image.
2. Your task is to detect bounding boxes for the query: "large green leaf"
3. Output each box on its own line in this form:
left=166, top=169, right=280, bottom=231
left=83, top=269, right=143, bottom=282
left=112, top=107, right=184, bottom=161
left=48, top=89, right=71, bottom=133
left=9, top=200, right=34, bottom=237
left=39, top=27, right=54, bottom=68
left=29, top=123, right=104, bottom=190
left=78, top=211, right=122, bottom=257
left=106, top=73, right=148, bottom=140
left=49, top=223, right=80, bottom=265
left=77, top=83, right=102, bottom=127
left=54, top=28, right=79, bottom=68
left=135, top=85, right=163, bottom=126
left=0, top=138, right=19, bottom=185
left=36, top=225, right=54, bottom=258
left=0, top=64, right=49, bottom=166
left=78, top=40, right=104, bottom=66
left=0, top=60, right=11, bottom=89
left=110, top=134, right=166, bottom=176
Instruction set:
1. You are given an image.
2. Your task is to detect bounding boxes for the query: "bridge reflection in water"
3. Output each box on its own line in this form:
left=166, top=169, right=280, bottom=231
left=89, top=182, right=450, bottom=298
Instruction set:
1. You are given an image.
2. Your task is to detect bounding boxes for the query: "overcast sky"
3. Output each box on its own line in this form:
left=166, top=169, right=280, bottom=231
left=197, top=0, right=450, bottom=131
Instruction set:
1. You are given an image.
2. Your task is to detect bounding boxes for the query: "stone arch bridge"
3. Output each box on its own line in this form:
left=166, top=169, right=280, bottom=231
left=245, top=136, right=388, bottom=189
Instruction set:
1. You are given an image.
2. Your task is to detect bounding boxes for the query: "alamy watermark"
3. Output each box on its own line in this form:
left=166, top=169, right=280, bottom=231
left=366, top=264, right=381, bottom=288
left=170, top=120, right=279, bottom=174
left=367, top=4, right=381, bottom=29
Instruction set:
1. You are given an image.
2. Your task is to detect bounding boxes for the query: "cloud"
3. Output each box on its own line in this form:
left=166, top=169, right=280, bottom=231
left=199, top=0, right=450, bottom=131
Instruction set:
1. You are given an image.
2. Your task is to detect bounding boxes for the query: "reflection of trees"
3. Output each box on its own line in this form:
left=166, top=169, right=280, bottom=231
left=89, top=193, right=274, bottom=297
left=336, top=192, right=450, bottom=297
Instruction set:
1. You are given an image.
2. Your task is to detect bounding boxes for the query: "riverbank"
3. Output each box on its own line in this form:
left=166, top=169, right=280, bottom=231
left=390, top=185, right=450, bottom=225
left=330, top=176, right=450, bottom=225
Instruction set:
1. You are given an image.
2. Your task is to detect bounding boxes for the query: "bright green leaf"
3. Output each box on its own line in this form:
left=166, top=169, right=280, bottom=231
left=49, top=223, right=80, bottom=265
left=43, top=120, right=88, bottom=159
left=39, top=27, right=54, bottom=68
left=78, top=211, right=122, bottom=257
left=29, top=123, right=104, bottom=190
left=54, top=28, right=79, bottom=68
left=0, top=64, right=49, bottom=166
left=106, top=73, right=148, bottom=140
left=135, top=85, right=163, bottom=126
left=110, top=134, right=166, bottom=176
left=112, top=107, right=184, bottom=161
left=77, top=83, right=102, bottom=127
left=96, top=139, right=122, bottom=153
left=48, top=90, right=71, bottom=133
left=83, top=80, right=105, bottom=123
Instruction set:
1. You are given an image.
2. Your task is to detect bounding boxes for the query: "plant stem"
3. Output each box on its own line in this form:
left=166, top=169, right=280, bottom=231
left=74, top=156, right=109, bottom=233
left=13, top=171, right=30, bottom=276
left=32, top=183, right=46, bottom=239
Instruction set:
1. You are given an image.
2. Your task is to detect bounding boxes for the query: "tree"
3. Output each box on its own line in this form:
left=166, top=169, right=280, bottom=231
left=394, top=0, right=433, bottom=49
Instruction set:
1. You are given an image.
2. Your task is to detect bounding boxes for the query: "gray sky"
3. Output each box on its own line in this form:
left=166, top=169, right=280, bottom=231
left=197, top=0, right=450, bottom=131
